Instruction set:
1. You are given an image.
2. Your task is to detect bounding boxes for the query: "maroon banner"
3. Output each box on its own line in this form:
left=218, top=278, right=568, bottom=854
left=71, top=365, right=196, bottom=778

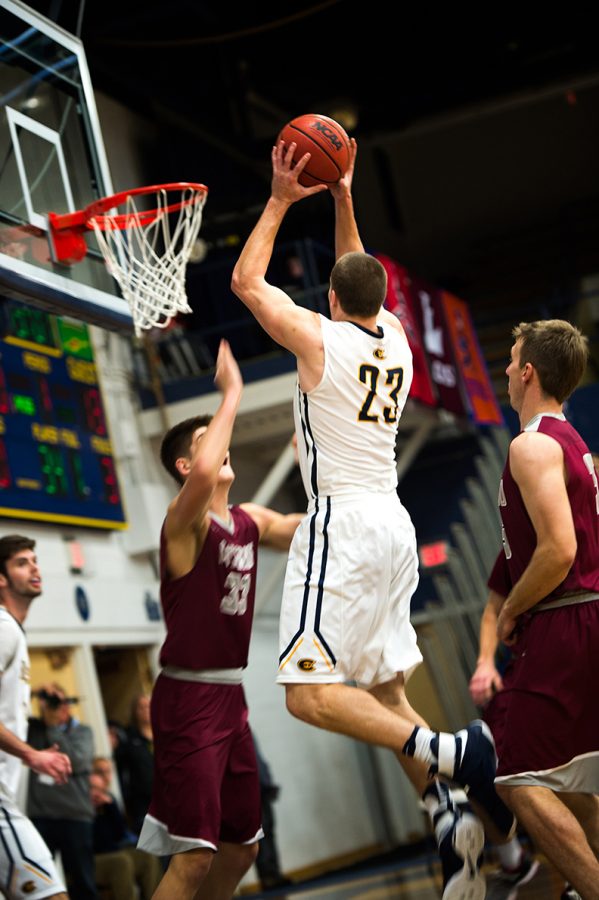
left=375, top=254, right=436, bottom=407
left=441, top=292, right=504, bottom=425
left=410, top=276, right=468, bottom=417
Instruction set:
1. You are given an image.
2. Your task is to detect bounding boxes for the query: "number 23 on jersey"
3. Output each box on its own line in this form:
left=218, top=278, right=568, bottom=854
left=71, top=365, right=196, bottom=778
left=358, top=365, right=404, bottom=424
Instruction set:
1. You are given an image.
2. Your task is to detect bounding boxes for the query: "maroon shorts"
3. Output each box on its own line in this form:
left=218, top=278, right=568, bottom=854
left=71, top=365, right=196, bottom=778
left=148, top=674, right=261, bottom=848
left=483, top=683, right=510, bottom=762
left=495, top=600, right=599, bottom=780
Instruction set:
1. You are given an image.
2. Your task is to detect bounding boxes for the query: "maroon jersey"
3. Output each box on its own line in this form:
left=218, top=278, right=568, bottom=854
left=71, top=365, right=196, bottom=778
left=159, top=506, right=259, bottom=669
left=489, top=413, right=599, bottom=604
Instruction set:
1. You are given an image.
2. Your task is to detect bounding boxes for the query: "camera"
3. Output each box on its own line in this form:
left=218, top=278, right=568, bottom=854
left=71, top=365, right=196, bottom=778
left=33, top=689, right=79, bottom=709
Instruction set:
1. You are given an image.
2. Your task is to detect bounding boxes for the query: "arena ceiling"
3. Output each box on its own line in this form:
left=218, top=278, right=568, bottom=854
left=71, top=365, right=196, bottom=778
left=13, top=3, right=599, bottom=313
left=24, top=3, right=599, bottom=167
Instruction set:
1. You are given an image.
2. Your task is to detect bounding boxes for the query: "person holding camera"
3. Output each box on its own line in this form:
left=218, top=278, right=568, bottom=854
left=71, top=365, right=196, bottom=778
left=0, top=534, right=71, bottom=899
left=27, top=682, right=98, bottom=899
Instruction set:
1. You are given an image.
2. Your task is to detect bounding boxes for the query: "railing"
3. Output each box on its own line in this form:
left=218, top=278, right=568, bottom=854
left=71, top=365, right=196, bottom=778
left=132, top=238, right=334, bottom=402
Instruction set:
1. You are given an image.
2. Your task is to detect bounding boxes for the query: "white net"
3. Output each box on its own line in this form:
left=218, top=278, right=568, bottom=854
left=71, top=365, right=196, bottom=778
left=89, top=186, right=207, bottom=337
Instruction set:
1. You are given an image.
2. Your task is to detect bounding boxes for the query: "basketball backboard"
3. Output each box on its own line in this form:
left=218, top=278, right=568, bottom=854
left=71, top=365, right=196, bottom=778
left=0, top=0, right=132, bottom=330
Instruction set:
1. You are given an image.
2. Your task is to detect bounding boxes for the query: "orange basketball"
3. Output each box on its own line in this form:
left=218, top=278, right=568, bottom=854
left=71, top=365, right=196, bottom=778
left=277, top=114, right=351, bottom=187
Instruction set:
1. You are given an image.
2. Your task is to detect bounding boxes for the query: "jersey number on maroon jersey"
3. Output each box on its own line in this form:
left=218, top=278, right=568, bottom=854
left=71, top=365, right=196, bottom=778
left=358, top=365, right=404, bottom=423
left=220, top=572, right=251, bottom=616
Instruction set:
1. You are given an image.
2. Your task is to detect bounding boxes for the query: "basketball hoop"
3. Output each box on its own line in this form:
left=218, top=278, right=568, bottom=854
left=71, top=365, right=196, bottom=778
left=48, top=182, right=208, bottom=336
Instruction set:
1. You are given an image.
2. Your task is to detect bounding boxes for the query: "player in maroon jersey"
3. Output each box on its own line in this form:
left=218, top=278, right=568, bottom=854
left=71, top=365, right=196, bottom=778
left=137, top=339, right=303, bottom=900
left=469, top=590, right=540, bottom=896
left=481, top=320, right=599, bottom=898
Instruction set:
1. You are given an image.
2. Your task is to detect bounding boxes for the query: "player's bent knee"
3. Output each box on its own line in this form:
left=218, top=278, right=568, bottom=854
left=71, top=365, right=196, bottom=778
left=495, top=783, right=511, bottom=802
left=495, top=783, right=525, bottom=813
left=170, top=847, right=214, bottom=885
left=219, top=841, right=259, bottom=878
left=285, top=684, right=307, bottom=720
left=235, top=841, right=259, bottom=871
left=285, top=684, right=325, bottom=724
left=285, top=683, right=344, bottom=730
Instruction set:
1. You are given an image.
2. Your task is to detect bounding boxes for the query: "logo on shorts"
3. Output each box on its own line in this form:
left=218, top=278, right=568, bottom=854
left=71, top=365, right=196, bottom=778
left=297, top=658, right=316, bottom=672
left=21, top=882, right=36, bottom=894
left=373, top=347, right=386, bottom=360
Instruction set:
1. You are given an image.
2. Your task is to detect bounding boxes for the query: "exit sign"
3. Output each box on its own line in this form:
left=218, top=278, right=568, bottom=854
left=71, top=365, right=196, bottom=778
left=419, top=541, right=448, bottom=568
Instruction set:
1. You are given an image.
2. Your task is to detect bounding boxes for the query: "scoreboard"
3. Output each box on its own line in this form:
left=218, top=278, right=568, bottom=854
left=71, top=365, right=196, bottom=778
left=0, top=299, right=126, bottom=529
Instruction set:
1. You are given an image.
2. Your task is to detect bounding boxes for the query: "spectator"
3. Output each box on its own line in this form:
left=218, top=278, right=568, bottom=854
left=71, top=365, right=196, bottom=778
left=107, top=718, right=127, bottom=755
left=252, top=735, right=291, bottom=891
left=27, top=682, right=97, bottom=899
left=91, top=759, right=161, bottom=900
left=115, top=693, right=154, bottom=835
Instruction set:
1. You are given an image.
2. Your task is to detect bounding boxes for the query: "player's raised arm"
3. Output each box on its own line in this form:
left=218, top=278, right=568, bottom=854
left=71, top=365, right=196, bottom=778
left=166, top=339, right=242, bottom=535
left=329, top=139, right=364, bottom=257
left=327, top=142, right=406, bottom=341
left=231, top=141, right=324, bottom=357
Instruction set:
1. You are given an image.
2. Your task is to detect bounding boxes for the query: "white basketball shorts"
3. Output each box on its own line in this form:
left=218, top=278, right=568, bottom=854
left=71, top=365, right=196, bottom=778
left=278, top=491, right=422, bottom=688
left=0, top=799, right=66, bottom=899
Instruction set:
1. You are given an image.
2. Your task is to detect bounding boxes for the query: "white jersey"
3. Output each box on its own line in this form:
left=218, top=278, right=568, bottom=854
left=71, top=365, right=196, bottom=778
left=294, top=315, right=413, bottom=500
left=0, top=607, right=30, bottom=802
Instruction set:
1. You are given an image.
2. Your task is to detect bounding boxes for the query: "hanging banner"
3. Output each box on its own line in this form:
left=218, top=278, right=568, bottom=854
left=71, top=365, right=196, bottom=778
left=410, top=277, right=467, bottom=417
left=373, top=253, right=503, bottom=425
left=375, top=254, right=436, bottom=407
left=441, top=291, right=504, bottom=425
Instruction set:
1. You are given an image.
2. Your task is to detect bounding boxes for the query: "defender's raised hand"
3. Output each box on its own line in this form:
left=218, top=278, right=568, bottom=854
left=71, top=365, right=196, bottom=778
left=214, top=339, right=243, bottom=399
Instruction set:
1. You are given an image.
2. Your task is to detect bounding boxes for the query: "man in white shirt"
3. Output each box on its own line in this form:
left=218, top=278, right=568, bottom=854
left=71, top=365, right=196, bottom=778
left=0, top=534, right=72, bottom=899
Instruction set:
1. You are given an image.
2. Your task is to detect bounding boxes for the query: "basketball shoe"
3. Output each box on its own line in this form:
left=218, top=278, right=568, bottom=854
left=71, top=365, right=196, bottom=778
left=424, top=782, right=485, bottom=899
left=437, top=719, right=515, bottom=838
left=404, top=719, right=498, bottom=792
left=485, top=851, right=540, bottom=899
left=441, top=720, right=498, bottom=793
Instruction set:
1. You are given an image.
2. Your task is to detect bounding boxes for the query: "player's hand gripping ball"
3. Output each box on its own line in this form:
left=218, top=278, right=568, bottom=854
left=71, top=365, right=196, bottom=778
left=277, top=114, right=351, bottom=187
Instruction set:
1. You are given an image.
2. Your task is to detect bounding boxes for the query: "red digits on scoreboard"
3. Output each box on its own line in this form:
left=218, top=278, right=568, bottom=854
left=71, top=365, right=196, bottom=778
left=0, top=439, right=11, bottom=489
left=83, top=388, right=107, bottom=435
left=100, top=456, right=119, bottom=504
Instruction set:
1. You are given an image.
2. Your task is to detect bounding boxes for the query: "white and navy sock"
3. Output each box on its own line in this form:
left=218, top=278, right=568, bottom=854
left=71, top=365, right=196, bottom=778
left=403, top=725, right=469, bottom=778
left=402, top=726, right=438, bottom=769
left=422, top=782, right=469, bottom=822
left=422, top=780, right=454, bottom=844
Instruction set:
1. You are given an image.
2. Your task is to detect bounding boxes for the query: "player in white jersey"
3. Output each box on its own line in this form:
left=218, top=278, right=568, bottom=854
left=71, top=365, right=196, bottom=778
left=294, top=314, right=411, bottom=496
left=232, top=141, right=492, bottom=898
left=285, top=311, right=421, bottom=685
left=0, top=535, right=71, bottom=899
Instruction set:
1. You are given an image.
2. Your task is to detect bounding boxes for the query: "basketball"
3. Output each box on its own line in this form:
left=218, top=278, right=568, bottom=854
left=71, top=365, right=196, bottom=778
left=277, top=114, right=351, bottom=187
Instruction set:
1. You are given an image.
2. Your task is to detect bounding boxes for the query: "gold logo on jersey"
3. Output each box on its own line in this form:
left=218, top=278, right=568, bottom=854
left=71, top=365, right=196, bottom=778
left=373, top=347, right=386, bottom=360
left=297, top=658, right=316, bottom=672
left=22, top=882, right=36, bottom=894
